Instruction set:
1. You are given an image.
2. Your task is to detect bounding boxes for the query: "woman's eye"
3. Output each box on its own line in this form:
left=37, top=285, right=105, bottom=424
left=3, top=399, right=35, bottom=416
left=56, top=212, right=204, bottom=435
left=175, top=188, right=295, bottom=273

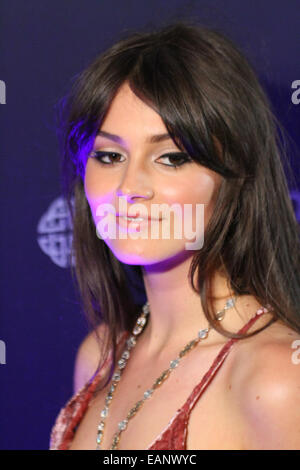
left=89, top=151, right=192, bottom=168
left=157, top=153, right=192, bottom=168
left=90, top=151, right=125, bottom=165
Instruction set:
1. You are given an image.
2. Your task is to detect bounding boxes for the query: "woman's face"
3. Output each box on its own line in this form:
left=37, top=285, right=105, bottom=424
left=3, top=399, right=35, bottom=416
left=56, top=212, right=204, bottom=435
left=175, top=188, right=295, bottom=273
left=84, top=82, right=222, bottom=266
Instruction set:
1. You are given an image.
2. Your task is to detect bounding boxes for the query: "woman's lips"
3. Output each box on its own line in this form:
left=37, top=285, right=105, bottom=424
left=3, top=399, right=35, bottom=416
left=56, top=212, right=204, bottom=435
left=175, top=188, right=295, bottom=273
left=115, top=214, right=162, bottom=229
left=116, top=212, right=160, bottom=220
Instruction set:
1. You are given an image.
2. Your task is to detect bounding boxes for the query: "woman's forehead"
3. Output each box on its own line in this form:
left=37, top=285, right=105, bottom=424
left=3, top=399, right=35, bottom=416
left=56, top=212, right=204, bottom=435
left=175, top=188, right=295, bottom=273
left=96, top=89, right=173, bottom=147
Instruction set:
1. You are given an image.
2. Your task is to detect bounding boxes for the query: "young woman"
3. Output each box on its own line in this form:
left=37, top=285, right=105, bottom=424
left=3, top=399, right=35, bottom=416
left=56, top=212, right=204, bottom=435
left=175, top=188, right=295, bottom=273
left=50, top=21, right=300, bottom=450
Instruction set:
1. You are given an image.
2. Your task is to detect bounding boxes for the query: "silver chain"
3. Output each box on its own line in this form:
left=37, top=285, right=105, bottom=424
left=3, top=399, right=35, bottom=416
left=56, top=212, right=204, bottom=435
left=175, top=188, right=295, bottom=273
left=96, top=296, right=237, bottom=449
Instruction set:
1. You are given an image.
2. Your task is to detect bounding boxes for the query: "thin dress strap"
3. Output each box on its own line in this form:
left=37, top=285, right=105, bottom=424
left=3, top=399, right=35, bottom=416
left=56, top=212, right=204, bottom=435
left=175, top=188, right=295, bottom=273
left=49, top=330, right=129, bottom=450
left=147, top=307, right=267, bottom=450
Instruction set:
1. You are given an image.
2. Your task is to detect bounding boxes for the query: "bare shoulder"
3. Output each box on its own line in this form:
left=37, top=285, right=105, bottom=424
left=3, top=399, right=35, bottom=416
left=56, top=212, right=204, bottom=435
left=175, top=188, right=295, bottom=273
left=229, top=321, right=300, bottom=449
left=73, top=322, right=109, bottom=395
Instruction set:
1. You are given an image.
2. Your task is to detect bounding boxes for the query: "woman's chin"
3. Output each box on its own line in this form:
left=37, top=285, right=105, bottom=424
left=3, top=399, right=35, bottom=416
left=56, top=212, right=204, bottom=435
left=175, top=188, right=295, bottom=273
left=106, top=240, right=194, bottom=269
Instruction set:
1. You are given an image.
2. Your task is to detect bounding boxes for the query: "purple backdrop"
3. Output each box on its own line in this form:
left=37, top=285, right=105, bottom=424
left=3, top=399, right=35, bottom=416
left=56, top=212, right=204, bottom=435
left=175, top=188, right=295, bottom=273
left=0, top=0, right=299, bottom=450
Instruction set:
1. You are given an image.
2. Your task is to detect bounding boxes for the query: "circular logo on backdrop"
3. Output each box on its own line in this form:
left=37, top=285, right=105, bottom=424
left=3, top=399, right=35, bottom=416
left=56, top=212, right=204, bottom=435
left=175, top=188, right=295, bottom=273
left=37, top=196, right=75, bottom=268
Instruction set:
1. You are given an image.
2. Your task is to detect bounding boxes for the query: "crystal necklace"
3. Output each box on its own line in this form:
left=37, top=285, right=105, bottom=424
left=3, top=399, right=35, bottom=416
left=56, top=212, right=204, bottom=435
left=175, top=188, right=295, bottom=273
left=96, top=296, right=237, bottom=450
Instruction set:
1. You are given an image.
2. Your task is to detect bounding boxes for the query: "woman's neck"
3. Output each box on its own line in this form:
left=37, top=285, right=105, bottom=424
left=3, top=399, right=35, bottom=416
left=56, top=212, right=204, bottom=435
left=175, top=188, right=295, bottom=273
left=139, top=256, right=262, bottom=360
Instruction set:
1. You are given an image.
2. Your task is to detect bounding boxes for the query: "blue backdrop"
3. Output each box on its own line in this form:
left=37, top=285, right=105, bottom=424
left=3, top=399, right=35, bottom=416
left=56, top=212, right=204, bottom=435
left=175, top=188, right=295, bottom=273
left=0, top=0, right=299, bottom=450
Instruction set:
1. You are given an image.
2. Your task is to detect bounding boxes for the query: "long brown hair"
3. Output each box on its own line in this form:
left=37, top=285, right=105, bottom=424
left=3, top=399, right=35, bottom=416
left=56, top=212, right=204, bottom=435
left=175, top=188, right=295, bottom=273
left=57, top=20, right=300, bottom=389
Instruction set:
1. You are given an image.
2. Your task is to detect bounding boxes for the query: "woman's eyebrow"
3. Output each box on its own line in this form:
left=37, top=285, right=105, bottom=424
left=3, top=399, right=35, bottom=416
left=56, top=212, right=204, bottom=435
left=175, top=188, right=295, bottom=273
left=97, top=130, right=172, bottom=144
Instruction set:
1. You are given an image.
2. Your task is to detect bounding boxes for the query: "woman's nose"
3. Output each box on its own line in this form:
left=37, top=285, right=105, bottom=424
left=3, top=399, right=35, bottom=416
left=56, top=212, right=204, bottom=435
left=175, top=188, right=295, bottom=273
left=116, top=186, right=153, bottom=203
left=116, top=161, right=154, bottom=202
